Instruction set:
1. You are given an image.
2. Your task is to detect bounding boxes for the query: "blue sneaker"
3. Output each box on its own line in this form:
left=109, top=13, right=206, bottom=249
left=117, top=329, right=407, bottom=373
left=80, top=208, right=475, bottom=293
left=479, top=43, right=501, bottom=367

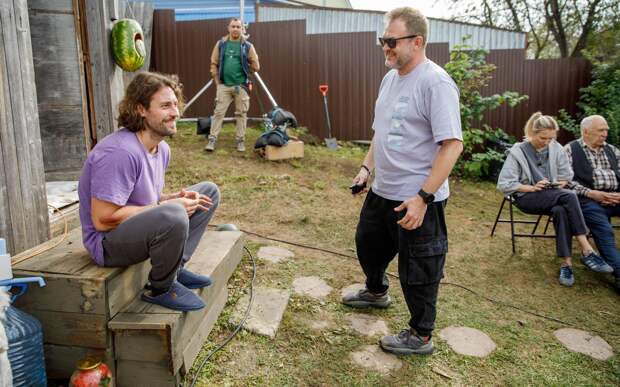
left=559, top=265, right=575, bottom=287
left=580, top=252, right=614, bottom=273
left=177, top=268, right=212, bottom=289
left=141, top=281, right=205, bottom=311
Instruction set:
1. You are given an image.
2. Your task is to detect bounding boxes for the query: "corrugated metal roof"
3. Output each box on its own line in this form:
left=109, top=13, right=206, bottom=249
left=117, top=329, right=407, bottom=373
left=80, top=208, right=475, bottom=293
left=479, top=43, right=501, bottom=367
left=257, top=5, right=526, bottom=50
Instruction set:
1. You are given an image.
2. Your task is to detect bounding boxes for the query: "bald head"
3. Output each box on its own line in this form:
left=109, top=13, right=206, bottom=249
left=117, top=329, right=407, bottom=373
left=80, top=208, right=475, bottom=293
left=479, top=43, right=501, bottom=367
left=581, top=115, right=609, bottom=149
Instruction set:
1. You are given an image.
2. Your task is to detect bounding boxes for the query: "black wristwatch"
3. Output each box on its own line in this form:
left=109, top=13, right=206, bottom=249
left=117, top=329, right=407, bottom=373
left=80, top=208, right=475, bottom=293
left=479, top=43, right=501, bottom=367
left=418, top=189, right=435, bottom=204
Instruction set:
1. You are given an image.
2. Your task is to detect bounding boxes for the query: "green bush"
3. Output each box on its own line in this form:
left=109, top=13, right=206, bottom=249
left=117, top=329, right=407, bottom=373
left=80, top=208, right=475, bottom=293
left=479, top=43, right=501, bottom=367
left=556, top=50, right=620, bottom=145
left=444, top=38, right=528, bottom=180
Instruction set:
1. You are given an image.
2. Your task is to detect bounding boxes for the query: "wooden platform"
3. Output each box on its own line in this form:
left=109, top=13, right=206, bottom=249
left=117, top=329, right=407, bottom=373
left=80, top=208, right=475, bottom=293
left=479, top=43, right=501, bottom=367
left=12, top=227, right=245, bottom=385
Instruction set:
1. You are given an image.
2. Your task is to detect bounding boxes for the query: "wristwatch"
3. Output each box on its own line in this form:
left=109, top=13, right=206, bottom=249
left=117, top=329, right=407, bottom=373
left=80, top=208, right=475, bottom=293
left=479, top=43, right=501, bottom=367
left=418, top=189, right=435, bottom=204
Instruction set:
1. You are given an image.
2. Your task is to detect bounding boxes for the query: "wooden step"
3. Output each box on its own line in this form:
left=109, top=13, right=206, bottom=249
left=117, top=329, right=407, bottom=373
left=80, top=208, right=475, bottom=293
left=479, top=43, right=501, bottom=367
left=13, top=228, right=150, bottom=350
left=12, top=227, right=244, bottom=381
left=109, top=230, right=245, bottom=386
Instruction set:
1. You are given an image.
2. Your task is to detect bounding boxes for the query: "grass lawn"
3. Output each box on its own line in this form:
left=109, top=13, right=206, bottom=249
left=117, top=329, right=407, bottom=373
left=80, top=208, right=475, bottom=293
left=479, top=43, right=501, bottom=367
left=168, top=122, right=619, bottom=386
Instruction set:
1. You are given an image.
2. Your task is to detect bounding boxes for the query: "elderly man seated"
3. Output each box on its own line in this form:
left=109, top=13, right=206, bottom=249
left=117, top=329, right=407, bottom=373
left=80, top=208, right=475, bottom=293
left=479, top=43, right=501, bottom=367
left=565, top=115, right=620, bottom=294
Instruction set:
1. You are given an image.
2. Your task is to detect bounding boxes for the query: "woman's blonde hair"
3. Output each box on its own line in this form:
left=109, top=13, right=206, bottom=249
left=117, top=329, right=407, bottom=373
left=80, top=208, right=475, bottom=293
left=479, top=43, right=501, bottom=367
left=523, top=112, right=558, bottom=140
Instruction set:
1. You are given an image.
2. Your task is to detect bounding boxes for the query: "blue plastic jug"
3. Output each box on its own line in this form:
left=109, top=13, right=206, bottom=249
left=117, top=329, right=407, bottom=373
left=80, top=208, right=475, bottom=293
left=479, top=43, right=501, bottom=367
left=1, top=277, right=47, bottom=386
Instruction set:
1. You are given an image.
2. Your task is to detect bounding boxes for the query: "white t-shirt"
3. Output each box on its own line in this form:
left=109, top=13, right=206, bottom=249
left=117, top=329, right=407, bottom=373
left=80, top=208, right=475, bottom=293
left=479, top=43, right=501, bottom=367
left=371, top=59, right=462, bottom=202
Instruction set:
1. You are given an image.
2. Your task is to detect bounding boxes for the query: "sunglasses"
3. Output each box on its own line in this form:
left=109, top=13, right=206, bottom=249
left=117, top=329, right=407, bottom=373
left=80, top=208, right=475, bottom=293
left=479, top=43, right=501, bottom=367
left=378, top=34, right=419, bottom=49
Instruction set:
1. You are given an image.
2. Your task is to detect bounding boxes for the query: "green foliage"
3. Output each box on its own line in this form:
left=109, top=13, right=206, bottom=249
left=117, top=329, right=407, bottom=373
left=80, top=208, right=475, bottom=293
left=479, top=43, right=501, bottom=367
left=578, top=50, right=620, bottom=145
left=555, top=49, right=620, bottom=146
left=555, top=109, right=581, bottom=138
left=445, top=38, right=528, bottom=179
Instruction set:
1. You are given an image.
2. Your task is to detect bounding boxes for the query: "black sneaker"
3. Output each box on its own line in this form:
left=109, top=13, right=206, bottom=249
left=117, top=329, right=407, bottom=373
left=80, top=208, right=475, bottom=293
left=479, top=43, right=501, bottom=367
left=341, top=287, right=391, bottom=309
left=380, top=329, right=434, bottom=355
left=615, top=277, right=620, bottom=295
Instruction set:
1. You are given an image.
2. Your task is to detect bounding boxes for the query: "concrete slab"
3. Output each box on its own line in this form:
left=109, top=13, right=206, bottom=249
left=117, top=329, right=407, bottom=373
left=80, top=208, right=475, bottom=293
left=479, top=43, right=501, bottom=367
left=293, top=276, right=332, bottom=299
left=230, top=287, right=290, bottom=339
left=341, top=283, right=365, bottom=300
left=345, top=313, right=389, bottom=337
left=553, top=328, right=614, bottom=361
left=299, top=310, right=334, bottom=331
left=350, top=345, right=402, bottom=375
left=438, top=326, right=496, bottom=358
left=257, top=246, right=295, bottom=263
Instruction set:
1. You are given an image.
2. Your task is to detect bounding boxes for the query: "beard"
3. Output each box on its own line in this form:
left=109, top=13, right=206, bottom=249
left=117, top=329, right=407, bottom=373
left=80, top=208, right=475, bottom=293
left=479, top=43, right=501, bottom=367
left=145, top=117, right=177, bottom=137
left=384, top=50, right=413, bottom=70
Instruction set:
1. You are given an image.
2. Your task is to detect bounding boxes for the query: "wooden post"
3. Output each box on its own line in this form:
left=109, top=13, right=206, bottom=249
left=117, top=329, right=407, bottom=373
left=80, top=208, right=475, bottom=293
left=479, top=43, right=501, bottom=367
left=0, top=0, right=49, bottom=254
left=83, top=0, right=124, bottom=142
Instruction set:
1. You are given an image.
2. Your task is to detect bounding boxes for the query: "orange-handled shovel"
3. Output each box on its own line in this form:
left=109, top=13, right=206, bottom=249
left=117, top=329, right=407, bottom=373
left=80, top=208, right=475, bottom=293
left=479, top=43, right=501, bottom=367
left=319, top=85, right=337, bottom=149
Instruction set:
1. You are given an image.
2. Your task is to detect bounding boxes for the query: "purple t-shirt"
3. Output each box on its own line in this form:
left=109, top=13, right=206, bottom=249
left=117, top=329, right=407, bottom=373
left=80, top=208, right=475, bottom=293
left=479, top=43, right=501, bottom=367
left=78, top=128, right=170, bottom=265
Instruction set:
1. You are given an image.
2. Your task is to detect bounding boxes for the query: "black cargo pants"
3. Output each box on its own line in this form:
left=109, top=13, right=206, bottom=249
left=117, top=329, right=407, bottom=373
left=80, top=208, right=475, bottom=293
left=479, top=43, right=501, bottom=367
left=355, top=189, right=447, bottom=337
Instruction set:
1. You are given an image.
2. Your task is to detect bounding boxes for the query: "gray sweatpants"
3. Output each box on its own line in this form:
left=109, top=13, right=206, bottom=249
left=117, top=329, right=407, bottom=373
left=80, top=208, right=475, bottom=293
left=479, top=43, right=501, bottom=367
left=102, top=181, right=220, bottom=290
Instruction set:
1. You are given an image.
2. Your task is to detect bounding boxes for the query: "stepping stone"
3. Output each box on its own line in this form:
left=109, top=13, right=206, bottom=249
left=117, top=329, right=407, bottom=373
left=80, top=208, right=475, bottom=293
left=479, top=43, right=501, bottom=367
left=230, top=287, right=290, bottom=338
left=438, top=326, right=496, bottom=358
left=293, top=276, right=332, bottom=299
left=340, top=283, right=365, bottom=299
left=553, top=328, right=614, bottom=361
left=301, top=310, right=334, bottom=331
left=257, top=246, right=295, bottom=263
left=345, top=313, right=389, bottom=337
left=350, top=345, right=402, bottom=375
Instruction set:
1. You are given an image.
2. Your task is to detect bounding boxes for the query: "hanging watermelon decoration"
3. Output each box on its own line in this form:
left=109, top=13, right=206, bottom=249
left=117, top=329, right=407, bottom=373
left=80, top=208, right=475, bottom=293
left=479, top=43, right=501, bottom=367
left=111, top=19, right=146, bottom=72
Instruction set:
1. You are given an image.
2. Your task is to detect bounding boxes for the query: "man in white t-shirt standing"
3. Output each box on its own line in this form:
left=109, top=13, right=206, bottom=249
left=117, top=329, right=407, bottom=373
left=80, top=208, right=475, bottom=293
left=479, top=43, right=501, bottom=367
left=342, top=7, right=463, bottom=355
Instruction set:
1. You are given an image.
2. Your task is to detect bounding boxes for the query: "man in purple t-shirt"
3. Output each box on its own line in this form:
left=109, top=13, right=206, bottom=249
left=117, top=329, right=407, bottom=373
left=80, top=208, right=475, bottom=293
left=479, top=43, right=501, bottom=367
left=78, top=72, right=220, bottom=312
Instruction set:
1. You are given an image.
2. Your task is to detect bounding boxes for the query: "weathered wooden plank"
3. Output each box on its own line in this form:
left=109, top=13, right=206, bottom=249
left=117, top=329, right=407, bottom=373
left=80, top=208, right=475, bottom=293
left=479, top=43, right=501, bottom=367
left=116, top=359, right=180, bottom=387
left=112, top=314, right=176, bottom=364
left=0, top=1, right=29, bottom=254
left=106, top=259, right=150, bottom=317
left=28, top=309, right=108, bottom=348
left=49, top=202, right=80, bottom=237
left=13, top=0, right=49, bottom=250
left=28, top=0, right=73, bottom=13
left=84, top=0, right=124, bottom=141
left=44, top=344, right=112, bottom=380
left=14, top=274, right=106, bottom=314
left=182, top=286, right=228, bottom=374
left=38, top=106, right=87, bottom=174
left=28, top=12, right=82, bottom=104
left=0, top=21, right=11, bottom=248
left=12, top=230, right=121, bottom=280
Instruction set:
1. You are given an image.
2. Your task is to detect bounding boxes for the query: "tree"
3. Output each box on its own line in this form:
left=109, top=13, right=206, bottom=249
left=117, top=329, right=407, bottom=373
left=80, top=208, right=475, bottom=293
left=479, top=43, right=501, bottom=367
left=450, top=0, right=620, bottom=58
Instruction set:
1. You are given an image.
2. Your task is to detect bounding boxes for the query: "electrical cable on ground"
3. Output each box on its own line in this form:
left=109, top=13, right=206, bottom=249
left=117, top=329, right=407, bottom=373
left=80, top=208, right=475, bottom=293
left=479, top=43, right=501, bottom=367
left=187, top=246, right=257, bottom=387
left=234, top=226, right=619, bottom=337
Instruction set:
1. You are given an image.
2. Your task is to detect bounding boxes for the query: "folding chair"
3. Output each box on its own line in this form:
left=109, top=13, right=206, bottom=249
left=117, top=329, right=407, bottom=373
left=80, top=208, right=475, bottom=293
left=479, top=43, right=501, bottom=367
left=490, top=195, right=555, bottom=254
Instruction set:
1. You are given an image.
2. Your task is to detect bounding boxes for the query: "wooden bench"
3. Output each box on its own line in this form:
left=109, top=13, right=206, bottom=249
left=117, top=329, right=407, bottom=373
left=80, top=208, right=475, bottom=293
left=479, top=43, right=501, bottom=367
left=12, top=227, right=244, bottom=386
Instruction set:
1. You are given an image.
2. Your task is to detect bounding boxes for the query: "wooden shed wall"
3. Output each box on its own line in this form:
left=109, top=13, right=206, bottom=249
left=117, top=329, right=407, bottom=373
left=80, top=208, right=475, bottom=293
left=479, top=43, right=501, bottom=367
left=0, top=0, right=49, bottom=254
left=28, top=0, right=88, bottom=180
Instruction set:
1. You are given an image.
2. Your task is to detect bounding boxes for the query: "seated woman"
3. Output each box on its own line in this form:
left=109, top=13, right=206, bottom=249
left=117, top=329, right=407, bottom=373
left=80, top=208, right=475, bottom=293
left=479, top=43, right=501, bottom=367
left=497, top=112, right=608, bottom=287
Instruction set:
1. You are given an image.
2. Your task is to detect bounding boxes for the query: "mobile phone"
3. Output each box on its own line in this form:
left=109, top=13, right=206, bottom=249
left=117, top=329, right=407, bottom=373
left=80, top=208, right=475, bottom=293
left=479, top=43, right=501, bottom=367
left=350, top=181, right=367, bottom=194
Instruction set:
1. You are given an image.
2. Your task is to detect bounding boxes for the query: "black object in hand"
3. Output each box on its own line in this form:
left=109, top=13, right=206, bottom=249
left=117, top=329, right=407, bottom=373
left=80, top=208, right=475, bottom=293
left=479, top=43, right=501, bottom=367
left=350, top=182, right=367, bottom=194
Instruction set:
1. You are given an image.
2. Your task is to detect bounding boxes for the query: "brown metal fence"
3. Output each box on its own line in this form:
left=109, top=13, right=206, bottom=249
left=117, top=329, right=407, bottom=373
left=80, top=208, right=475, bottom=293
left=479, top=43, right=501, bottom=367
left=151, top=11, right=590, bottom=141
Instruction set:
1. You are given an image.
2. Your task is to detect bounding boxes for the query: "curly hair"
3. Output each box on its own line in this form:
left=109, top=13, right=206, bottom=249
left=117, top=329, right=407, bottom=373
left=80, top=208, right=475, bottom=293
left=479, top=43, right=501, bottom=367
left=117, top=72, right=185, bottom=132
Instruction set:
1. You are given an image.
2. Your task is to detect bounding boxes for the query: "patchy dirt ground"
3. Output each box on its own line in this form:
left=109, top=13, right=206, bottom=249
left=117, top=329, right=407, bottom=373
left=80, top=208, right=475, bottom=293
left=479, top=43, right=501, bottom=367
left=169, top=123, right=619, bottom=386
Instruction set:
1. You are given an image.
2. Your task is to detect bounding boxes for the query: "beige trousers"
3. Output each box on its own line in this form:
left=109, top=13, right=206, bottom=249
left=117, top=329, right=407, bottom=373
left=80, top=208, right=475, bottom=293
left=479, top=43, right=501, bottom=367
left=210, top=84, right=250, bottom=140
